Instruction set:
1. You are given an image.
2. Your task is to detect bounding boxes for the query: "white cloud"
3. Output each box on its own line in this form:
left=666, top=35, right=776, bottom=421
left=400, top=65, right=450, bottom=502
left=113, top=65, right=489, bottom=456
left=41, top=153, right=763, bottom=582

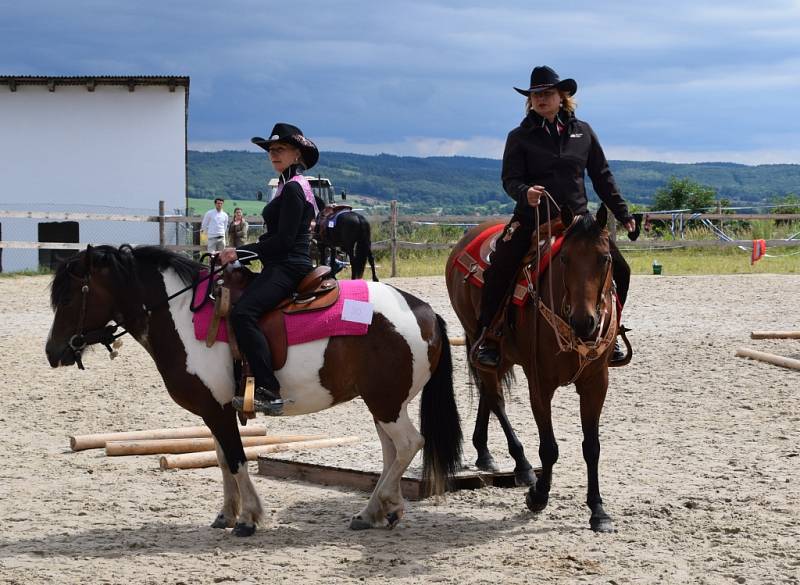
left=189, top=135, right=507, bottom=158
left=313, top=135, right=506, bottom=158
left=605, top=145, right=800, bottom=165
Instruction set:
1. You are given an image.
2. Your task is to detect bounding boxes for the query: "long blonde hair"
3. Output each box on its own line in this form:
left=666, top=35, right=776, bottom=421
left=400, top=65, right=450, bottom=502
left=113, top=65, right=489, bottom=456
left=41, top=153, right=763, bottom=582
left=525, top=90, right=577, bottom=115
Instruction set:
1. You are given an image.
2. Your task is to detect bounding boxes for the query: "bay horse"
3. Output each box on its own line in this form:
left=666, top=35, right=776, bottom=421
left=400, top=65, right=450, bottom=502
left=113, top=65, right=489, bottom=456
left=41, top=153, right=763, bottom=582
left=46, top=244, right=461, bottom=536
left=315, top=207, right=379, bottom=281
left=446, top=205, right=619, bottom=532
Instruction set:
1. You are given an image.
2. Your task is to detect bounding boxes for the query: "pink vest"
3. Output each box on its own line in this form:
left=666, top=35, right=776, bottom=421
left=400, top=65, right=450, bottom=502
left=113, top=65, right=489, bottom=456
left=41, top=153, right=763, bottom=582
left=273, top=174, right=319, bottom=216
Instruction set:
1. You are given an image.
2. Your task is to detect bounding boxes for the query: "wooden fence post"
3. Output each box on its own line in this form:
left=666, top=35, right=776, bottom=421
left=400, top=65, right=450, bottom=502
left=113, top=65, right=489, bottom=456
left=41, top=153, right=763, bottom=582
left=158, top=200, right=166, bottom=247
left=390, top=200, right=398, bottom=277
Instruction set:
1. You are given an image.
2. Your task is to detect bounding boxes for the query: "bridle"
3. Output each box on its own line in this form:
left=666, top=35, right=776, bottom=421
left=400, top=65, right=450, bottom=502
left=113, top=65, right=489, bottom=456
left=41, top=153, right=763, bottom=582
left=60, top=246, right=232, bottom=370
left=64, top=267, right=126, bottom=370
left=525, top=195, right=618, bottom=385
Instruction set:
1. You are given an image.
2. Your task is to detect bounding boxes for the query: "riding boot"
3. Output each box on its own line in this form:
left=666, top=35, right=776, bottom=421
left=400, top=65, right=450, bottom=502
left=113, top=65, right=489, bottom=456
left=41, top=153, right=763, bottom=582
left=232, top=385, right=289, bottom=416
left=472, top=327, right=501, bottom=369
left=610, top=339, right=625, bottom=364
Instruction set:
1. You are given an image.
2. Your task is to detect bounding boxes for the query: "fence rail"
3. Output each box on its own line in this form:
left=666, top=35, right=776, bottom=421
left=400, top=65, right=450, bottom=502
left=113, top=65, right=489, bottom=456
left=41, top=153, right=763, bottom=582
left=1, top=201, right=799, bottom=274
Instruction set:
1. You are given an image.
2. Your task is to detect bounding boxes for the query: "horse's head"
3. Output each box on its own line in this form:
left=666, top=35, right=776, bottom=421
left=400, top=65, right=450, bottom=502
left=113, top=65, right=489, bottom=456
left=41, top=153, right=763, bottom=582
left=46, top=245, right=141, bottom=368
left=557, top=206, right=613, bottom=340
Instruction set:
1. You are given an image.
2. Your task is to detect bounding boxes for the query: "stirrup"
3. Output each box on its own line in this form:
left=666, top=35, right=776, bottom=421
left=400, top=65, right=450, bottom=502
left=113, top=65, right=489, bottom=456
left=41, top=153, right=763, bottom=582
left=232, top=386, right=291, bottom=416
left=609, top=326, right=633, bottom=367
left=470, top=328, right=501, bottom=371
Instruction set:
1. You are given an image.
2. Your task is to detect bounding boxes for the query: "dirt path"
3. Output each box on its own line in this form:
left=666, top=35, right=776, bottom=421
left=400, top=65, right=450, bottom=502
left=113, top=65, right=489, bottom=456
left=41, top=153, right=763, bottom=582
left=1, top=274, right=798, bottom=585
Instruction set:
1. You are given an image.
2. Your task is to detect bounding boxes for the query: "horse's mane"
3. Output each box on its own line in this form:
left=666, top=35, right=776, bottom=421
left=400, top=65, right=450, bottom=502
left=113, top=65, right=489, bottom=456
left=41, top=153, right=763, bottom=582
left=51, top=245, right=204, bottom=309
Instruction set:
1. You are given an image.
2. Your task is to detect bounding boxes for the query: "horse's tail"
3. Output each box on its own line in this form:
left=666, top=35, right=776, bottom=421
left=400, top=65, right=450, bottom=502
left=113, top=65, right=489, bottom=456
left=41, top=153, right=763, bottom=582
left=351, top=215, right=371, bottom=280
left=420, top=314, right=462, bottom=496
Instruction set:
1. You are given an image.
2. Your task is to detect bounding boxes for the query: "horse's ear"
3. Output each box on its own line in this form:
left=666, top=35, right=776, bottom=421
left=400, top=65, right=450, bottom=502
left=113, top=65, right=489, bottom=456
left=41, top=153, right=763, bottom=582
left=560, top=205, right=574, bottom=227
left=84, top=244, right=94, bottom=273
left=596, top=205, right=608, bottom=229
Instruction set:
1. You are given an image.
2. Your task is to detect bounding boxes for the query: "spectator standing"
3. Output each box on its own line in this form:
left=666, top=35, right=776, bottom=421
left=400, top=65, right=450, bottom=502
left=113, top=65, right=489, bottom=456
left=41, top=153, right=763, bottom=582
left=227, top=207, right=249, bottom=248
left=201, top=197, right=229, bottom=253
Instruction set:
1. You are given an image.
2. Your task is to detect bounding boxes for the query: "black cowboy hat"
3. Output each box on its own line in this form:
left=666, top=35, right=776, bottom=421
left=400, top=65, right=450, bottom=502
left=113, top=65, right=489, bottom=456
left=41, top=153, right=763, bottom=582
left=514, top=65, right=577, bottom=97
left=252, top=123, right=319, bottom=170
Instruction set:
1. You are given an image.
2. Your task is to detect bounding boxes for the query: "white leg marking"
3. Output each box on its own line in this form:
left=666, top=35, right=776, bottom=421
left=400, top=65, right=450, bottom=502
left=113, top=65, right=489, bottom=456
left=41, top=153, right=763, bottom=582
left=233, top=461, right=263, bottom=526
left=214, top=441, right=240, bottom=526
left=161, top=269, right=235, bottom=405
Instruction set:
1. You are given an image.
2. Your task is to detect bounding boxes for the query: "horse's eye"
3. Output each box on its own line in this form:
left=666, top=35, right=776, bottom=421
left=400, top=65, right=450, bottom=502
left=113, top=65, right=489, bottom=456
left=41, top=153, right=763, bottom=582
left=600, top=254, right=611, bottom=265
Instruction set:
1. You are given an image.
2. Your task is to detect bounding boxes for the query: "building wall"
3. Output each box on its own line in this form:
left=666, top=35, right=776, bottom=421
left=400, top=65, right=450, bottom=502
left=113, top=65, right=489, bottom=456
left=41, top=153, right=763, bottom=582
left=0, top=83, right=187, bottom=271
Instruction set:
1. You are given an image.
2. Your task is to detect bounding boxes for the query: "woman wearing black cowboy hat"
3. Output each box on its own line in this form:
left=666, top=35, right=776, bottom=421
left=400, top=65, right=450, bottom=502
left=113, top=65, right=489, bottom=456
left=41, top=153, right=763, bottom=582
left=474, top=66, right=636, bottom=369
left=220, top=123, right=320, bottom=413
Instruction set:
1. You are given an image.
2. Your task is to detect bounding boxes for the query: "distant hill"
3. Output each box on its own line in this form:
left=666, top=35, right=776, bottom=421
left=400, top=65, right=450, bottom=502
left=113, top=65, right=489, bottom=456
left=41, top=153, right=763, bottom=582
left=188, top=151, right=800, bottom=214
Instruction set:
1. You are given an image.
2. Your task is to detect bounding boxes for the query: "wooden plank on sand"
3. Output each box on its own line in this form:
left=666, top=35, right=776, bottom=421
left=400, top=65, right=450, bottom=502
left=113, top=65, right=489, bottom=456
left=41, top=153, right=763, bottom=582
left=750, top=331, right=800, bottom=340
left=257, top=458, right=541, bottom=500
left=105, top=434, right=326, bottom=456
left=159, top=436, right=360, bottom=470
left=70, top=425, right=267, bottom=451
left=735, top=348, right=800, bottom=371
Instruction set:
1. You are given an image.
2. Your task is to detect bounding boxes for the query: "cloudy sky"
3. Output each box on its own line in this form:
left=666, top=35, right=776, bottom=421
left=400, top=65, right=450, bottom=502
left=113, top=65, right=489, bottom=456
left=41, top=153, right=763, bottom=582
left=3, top=0, right=800, bottom=163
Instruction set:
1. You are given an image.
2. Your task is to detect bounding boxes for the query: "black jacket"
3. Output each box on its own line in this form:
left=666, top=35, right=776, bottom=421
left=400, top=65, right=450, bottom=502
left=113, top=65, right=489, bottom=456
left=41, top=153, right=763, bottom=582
left=502, top=110, right=632, bottom=226
left=238, top=166, right=314, bottom=267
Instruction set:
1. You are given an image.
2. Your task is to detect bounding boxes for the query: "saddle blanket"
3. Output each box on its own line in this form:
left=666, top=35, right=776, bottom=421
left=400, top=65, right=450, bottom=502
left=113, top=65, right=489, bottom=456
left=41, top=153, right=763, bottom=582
left=453, top=223, right=564, bottom=306
left=192, top=279, right=370, bottom=346
left=324, top=209, right=350, bottom=229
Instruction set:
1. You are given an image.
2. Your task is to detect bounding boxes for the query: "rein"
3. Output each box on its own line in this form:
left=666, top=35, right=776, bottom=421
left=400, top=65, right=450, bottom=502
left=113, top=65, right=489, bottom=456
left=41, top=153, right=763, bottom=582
left=63, top=246, right=227, bottom=370
left=524, top=196, right=617, bottom=385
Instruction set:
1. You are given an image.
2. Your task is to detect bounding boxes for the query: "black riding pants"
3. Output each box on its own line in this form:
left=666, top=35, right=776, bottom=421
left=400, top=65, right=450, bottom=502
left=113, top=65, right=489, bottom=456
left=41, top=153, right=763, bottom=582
left=230, top=262, right=309, bottom=391
left=478, top=217, right=631, bottom=328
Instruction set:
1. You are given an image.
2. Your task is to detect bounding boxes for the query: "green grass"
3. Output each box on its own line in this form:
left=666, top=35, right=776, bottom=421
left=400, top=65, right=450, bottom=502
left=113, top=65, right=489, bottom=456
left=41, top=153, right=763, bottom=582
left=622, top=245, right=800, bottom=275
left=371, top=246, right=800, bottom=279
left=0, top=266, right=54, bottom=278
left=184, top=200, right=799, bottom=277
left=188, top=198, right=265, bottom=217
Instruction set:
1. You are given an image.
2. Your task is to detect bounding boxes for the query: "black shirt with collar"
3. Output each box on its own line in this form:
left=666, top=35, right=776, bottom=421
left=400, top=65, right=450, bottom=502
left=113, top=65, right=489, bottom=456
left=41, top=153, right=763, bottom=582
left=238, top=165, right=315, bottom=267
left=501, top=109, right=631, bottom=226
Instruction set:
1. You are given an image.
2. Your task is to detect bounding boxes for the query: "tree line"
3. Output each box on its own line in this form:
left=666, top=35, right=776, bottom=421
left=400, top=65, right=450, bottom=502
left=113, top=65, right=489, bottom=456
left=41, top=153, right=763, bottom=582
left=188, top=150, right=800, bottom=214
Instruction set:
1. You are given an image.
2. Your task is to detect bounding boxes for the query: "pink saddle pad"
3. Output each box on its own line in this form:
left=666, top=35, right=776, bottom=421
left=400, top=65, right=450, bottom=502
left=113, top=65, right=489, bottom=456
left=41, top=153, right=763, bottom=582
left=192, top=279, right=370, bottom=346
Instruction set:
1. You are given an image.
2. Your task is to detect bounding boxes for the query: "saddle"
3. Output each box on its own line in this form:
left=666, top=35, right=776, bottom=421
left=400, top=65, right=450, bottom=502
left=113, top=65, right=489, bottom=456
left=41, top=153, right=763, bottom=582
left=205, top=264, right=339, bottom=370
left=314, top=204, right=352, bottom=242
left=454, top=218, right=566, bottom=306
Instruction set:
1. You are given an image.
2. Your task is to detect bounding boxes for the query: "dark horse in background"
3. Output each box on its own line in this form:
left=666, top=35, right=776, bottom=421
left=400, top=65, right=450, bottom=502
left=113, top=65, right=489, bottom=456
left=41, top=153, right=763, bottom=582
left=46, top=245, right=461, bottom=535
left=446, top=205, right=621, bottom=532
left=313, top=196, right=379, bottom=282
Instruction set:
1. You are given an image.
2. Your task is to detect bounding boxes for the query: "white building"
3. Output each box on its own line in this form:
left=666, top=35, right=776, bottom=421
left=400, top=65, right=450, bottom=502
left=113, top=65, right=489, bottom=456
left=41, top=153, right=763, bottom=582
left=0, top=75, right=189, bottom=271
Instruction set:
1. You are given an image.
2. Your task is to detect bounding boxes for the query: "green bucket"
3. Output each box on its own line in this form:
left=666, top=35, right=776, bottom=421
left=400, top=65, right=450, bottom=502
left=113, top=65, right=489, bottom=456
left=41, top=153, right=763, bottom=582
left=652, top=261, right=662, bottom=275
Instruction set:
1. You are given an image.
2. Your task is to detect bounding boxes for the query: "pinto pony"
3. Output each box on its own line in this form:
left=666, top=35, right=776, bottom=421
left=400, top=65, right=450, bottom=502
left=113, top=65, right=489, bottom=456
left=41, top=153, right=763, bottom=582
left=46, top=245, right=461, bottom=535
left=446, top=206, right=619, bottom=532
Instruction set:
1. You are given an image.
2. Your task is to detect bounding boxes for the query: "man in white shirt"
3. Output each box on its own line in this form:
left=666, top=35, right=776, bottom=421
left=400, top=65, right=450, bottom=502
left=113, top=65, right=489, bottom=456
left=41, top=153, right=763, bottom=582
left=200, top=197, right=229, bottom=253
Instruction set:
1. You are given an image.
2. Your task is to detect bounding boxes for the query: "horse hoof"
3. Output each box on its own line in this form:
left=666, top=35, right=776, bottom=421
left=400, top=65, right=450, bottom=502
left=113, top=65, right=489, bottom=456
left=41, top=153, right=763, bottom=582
left=386, top=511, right=401, bottom=529
left=232, top=522, right=256, bottom=537
left=515, top=467, right=536, bottom=487
left=349, top=515, right=373, bottom=530
left=590, top=514, right=614, bottom=533
left=525, top=489, right=548, bottom=513
left=475, top=456, right=500, bottom=473
left=211, top=513, right=233, bottom=529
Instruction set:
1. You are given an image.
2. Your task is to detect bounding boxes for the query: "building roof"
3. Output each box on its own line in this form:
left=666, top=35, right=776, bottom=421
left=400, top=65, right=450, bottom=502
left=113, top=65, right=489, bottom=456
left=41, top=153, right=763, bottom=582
left=0, top=75, right=189, bottom=92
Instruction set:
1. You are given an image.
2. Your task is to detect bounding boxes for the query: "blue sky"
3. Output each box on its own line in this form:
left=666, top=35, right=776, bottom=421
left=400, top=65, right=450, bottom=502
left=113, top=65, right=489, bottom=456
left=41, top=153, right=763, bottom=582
left=3, top=0, right=800, bottom=164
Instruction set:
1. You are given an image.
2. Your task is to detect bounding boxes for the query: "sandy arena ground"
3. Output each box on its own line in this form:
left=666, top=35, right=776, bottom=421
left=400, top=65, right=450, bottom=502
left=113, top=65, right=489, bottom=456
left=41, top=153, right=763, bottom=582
left=0, top=273, right=798, bottom=585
